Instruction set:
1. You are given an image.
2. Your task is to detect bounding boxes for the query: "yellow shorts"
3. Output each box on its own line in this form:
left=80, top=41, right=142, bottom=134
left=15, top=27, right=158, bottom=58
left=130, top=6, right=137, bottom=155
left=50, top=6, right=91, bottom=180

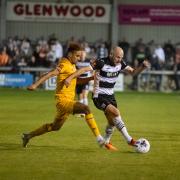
left=55, top=96, right=76, bottom=120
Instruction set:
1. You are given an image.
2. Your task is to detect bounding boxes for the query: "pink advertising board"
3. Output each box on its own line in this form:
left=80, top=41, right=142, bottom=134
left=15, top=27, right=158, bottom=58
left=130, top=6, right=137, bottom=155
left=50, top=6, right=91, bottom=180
left=118, top=4, right=180, bottom=25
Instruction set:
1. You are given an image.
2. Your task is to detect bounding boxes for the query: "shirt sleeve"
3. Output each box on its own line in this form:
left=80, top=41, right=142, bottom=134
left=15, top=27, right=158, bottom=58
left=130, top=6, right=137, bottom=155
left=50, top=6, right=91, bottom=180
left=121, top=60, right=127, bottom=70
left=90, top=59, right=105, bottom=70
left=58, top=62, right=69, bottom=74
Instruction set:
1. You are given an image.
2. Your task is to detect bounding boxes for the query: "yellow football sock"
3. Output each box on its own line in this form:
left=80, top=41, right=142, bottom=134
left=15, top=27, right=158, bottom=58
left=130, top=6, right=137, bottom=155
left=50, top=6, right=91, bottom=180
left=85, top=113, right=101, bottom=137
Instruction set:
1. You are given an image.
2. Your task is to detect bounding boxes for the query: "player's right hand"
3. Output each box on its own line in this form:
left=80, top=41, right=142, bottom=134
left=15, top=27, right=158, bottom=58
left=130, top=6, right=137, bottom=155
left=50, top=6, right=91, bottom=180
left=64, top=78, right=71, bottom=88
left=27, top=84, right=36, bottom=91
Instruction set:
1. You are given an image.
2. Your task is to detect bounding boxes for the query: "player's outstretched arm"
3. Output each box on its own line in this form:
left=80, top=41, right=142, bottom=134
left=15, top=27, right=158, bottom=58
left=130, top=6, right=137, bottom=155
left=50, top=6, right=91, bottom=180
left=124, top=60, right=149, bottom=76
left=77, top=76, right=94, bottom=85
left=27, top=67, right=61, bottom=90
left=64, top=66, right=92, bottom=87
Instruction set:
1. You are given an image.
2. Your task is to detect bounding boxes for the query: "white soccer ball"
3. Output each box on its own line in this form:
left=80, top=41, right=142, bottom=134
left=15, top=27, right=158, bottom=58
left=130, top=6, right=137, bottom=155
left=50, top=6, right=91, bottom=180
left=135, top=138, right=150, bottom=153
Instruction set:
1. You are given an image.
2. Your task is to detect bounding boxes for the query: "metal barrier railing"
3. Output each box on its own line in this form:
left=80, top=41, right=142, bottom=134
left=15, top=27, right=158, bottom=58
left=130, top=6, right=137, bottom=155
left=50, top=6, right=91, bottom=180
left=0, top=66, right=179, bottom=92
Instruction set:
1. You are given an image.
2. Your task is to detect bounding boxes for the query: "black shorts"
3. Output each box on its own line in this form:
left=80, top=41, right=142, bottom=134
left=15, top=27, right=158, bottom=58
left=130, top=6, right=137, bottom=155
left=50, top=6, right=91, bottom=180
left=92, top=94, right=117, bottom=111
left=76, top=84, right=89, bottom=94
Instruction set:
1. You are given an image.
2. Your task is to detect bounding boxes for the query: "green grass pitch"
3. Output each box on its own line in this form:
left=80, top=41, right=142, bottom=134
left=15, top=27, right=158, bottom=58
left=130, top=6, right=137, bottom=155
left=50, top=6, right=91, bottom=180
left=0, top=88, right=180, bottom=180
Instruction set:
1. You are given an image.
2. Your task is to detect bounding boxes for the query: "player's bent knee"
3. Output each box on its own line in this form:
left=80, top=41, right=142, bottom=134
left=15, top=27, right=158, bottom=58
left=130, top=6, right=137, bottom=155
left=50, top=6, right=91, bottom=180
left=51, top=124, right=61, bottom=131
left=113, top=109, right=120, bottom=117
left=45, top=123, right=53, bottom=132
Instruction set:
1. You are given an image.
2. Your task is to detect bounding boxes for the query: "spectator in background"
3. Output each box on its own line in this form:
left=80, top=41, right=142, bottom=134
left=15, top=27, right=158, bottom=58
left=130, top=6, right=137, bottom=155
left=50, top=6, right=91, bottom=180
left=20, top=38, right=32, bottom=63
left=118, top=37, right=130, bottom=62
left=11, top=47, right=21, bottom=73
left=131, top=43, right=148, bottom=90
left=151, top=44, right=165, bottom=90
left=132, top=38, right=146, bottom=66
left=87, top=46, right=97, bottom=59
left=83, top=42, right=91, bottom=54
left=28, top=56, right=36, bottom=67
left=163, top=40, right=175, bottom=70
left=46, top=43, right=57, bottom=67
left=37, top=43, right=49, bottom=67
left=0, top=46, right=9, bottom=66
left=7, top=42, right=16, bottom=59
left=38, top=36, right=47, bottom=47
left=153, top=44, right=165, bottom=68
left=54, top=40, right=63, bottom=63
left=147, top=40, right=156, bottom=65
left=27, top=55, right=37, bottom=80
left=96, top=43, right=108, bottom=59
left=172, top=46, right=180, bottom=91
left=32, top=44, right=40, bottom=67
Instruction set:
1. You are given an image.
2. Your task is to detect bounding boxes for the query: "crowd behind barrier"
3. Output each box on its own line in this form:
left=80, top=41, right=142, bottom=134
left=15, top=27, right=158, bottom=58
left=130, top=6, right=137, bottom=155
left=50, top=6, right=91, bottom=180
left=0, top=35, right=180, bottom=91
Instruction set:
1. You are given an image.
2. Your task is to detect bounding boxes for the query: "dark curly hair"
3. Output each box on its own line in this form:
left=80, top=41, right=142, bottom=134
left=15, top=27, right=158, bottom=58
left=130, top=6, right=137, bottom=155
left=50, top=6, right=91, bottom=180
left=67, top=43, right=84, bottom=53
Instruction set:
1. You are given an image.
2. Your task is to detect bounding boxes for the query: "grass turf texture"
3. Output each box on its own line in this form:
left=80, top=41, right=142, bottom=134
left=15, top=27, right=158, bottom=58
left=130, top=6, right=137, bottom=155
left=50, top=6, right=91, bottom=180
left=0, top=88, right=180, bottom=180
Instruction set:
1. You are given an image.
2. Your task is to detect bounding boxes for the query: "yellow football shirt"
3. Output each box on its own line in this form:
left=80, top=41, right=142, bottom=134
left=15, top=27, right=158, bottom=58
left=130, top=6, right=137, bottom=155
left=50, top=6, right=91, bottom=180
left=55, top=57, right=77, bottom=100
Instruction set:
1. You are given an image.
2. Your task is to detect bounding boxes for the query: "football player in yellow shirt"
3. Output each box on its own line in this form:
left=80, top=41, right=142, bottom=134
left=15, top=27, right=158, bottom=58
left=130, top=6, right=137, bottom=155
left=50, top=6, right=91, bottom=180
left=22, top=43, right=117, bottom=151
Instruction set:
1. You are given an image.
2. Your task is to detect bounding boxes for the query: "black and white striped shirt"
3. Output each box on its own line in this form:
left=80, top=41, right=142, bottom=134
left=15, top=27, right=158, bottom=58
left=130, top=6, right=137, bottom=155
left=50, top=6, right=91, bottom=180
left=91, top=57, right=127, bottom=97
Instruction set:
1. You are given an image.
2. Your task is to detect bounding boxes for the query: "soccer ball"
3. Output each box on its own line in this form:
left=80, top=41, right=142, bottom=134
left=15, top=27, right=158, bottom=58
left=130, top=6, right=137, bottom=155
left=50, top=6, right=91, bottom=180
left=134, top=138, right=150, bottom=153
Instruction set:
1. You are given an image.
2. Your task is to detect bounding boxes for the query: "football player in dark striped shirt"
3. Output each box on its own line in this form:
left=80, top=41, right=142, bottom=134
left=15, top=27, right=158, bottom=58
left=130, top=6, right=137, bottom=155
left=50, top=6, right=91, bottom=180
left=76, top=51, right=91, bottom=106
left=64, top=47, right=149, bottom=150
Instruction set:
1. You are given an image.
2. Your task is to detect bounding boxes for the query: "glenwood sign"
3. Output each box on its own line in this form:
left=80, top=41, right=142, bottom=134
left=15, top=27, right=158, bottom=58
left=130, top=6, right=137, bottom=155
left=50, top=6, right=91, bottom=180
left=7, top=2, right=111, bottom=23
